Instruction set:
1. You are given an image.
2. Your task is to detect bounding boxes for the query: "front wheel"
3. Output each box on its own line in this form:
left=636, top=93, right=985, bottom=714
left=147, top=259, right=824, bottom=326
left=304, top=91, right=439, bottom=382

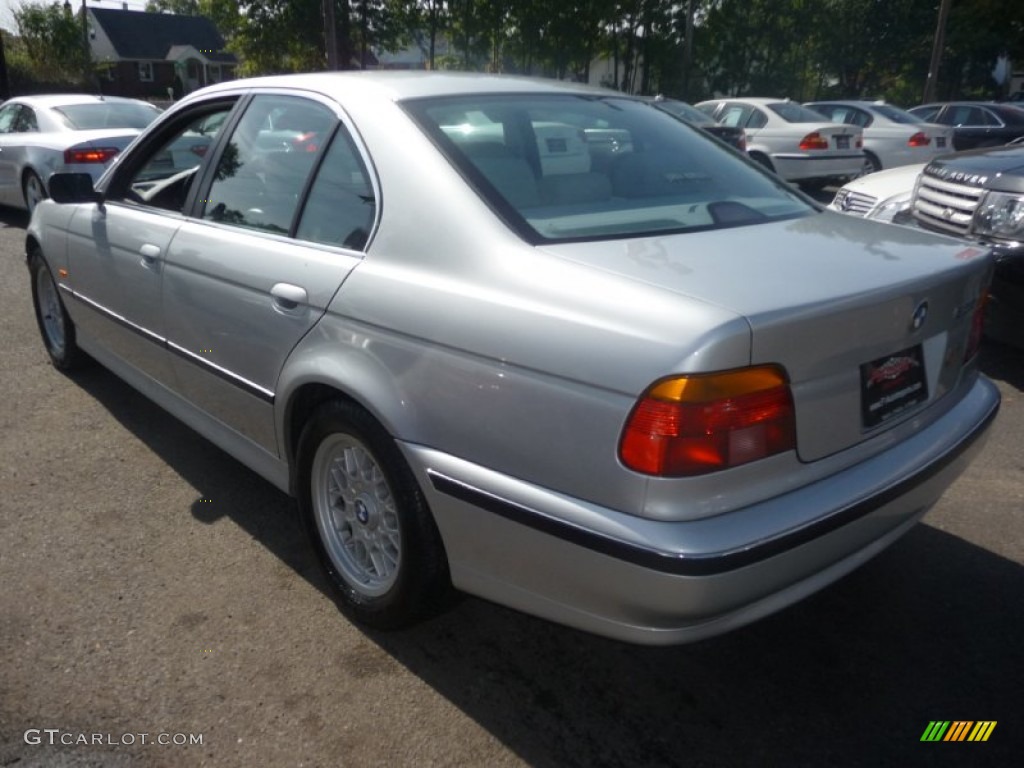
left=298, top=400, right=450, bottom=629
left=23, top=171, right=47, bottom=216
left=29, top=249, right=86, bottom=371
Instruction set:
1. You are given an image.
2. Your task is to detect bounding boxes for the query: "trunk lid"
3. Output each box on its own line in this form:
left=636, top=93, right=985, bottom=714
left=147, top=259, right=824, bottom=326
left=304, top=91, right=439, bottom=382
left=539, top=211, right=991, bottom=461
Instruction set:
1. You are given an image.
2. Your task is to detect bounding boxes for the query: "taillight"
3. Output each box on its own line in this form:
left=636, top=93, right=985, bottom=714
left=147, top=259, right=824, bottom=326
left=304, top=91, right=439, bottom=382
left=799, top=132, right=829, bottom=150
left=619, top=366, right=796, bottom=477
left=964, top=294, right=987, bottom=362
left=907, top=132, right=931, bottom=147
left=737, top=133, right=747, bottom=151
left=64, top=147, right=119, bottom=164
left=855, top=135, right=863, bottom=148
left=190, top=144, right=208, bottom=157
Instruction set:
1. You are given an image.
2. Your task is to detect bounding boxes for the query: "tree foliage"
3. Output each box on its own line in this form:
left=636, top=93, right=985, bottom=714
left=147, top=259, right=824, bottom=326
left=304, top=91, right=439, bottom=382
left=13, top=0, right=1023, bottom=104
left=14, top=1, right=90, bottom=85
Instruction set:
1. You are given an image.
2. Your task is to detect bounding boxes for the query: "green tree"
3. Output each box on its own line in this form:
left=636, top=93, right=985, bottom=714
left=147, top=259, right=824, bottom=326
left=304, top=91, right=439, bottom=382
left=14, top=1, right=89, bottom=85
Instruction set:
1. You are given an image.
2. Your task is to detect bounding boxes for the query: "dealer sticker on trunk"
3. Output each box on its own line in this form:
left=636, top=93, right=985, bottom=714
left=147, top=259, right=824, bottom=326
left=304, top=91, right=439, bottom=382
left=860, top=344, right=929, bottom=429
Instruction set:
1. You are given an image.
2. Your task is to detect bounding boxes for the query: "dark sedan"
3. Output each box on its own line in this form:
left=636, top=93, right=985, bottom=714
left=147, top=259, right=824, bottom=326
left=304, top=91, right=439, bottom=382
left=908, top=102, right=1024, bottom=150
left=645, top=96, right=747, bottom=152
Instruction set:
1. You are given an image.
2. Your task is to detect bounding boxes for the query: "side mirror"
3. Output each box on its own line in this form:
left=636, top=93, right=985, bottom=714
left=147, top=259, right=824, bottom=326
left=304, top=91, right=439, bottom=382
left=48, top=173, right=102, bottom=205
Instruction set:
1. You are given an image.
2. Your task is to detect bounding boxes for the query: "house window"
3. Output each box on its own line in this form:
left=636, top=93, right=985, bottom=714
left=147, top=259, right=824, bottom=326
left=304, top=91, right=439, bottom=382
left=138, top=62, right=154, bottom=82
left=208, top=65, right=221, bottom=83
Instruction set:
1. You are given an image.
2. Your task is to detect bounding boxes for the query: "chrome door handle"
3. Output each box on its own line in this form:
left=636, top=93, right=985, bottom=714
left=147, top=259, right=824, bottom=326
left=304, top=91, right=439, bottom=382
left=270, top=282, right=307, bottom=310
left=139, top=243, right=161, bottom=263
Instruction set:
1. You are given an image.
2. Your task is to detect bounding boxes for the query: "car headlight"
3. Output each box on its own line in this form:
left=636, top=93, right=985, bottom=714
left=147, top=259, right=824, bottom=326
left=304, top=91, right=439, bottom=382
left=866, top=194, right=912, bottom=223
left=973, top=191, right=1024, bottom=240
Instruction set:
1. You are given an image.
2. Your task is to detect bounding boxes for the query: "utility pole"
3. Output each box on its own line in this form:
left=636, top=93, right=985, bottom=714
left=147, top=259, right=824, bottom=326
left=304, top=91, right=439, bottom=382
left=923, top=0, right=952, bottom=103
left=682, top=0, right=695, bottom=99
left=323, top=0, right=339, bottom=70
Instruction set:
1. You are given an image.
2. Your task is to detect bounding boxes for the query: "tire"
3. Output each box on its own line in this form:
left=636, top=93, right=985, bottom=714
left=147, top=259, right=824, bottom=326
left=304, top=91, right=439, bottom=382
left=297, top=400, right=450, bottom=629
left=23, top=171, right=47, bottom=216
left=861, top=152, right=882, bottom=176
left=29, top=248, right=87, bottom=371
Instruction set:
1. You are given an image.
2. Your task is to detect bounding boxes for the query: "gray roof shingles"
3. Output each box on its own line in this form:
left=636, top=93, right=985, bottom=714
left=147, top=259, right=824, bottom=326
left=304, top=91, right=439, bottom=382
left=91, top=8, right=237, bottom=64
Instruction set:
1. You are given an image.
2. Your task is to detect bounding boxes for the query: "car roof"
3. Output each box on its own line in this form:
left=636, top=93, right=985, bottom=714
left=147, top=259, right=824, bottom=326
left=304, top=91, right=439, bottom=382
left=698, top=97, right=788, bottom=106
left=191, top=71, right=621, bottom=104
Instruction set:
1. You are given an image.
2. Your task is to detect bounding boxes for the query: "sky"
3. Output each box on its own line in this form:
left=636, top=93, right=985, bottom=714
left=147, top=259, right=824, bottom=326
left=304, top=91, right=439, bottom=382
left=1, top=0, right=150, bottom=33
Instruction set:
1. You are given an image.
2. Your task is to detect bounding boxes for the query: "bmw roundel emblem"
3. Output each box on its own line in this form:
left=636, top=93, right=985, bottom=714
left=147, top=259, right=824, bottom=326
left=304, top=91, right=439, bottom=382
left=911, top=300, right=929, bottom=332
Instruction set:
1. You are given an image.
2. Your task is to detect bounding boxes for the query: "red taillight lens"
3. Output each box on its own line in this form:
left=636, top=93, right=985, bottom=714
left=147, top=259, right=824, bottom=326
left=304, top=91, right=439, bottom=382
left=799, top=132, right=829, bottom=150
left=64, top=147, right=120, bottom=164
left=907, top=132, right=931, bottom=148
left=964, top=294, right=987, bottom=362
left=292, top=132, right=319, bottom=152
left=190, top=144, right=208, bottom=157
left=620, top=366, right=796, bottom=477
left=855, top=135, right=863, bottom=148
left=737, top=133, right=747, bottom=151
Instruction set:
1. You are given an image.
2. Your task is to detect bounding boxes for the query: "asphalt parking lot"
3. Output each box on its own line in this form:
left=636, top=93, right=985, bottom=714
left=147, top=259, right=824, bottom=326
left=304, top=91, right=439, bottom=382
left=1, top=203, right=1021, bottom=768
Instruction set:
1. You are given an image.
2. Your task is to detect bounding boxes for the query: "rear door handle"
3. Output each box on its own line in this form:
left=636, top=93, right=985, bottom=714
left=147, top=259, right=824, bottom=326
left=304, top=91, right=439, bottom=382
left=270, top=282, right=307, bottom=310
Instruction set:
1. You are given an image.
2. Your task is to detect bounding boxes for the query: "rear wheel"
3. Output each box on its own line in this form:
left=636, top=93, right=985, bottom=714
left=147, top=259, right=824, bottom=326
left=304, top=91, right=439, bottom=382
left=23, top=171, right=47, bottom=216
left=298, top=400, right=450, bottom=629
left=29, top=248, right=86, bottom=371
left=861, top=152, right=882, bottom=176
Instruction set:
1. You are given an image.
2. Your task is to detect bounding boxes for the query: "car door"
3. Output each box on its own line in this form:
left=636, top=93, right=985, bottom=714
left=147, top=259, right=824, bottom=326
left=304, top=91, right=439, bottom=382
left=64, top=98, right=238, bottom=386
left=161, top=92, right=373, bottom=452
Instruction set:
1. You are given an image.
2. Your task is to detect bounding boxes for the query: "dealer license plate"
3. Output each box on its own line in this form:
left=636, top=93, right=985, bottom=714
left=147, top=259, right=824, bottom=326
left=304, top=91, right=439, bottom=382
left=860, top=345, right=928, bottom=429
left=835, top=135, right=850, bottom=150
left=936, top=137, right=946, bottom=148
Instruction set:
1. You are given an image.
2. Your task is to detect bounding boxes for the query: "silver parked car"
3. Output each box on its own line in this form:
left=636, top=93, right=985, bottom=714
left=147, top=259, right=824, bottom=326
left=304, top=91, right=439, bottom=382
left=27, top=73, right=999, bottom=645
left=695, top=97, right=864, bottom=187
left=805, top=100, right=953, bottom=174
left=0, top=94, right=161, bottom=214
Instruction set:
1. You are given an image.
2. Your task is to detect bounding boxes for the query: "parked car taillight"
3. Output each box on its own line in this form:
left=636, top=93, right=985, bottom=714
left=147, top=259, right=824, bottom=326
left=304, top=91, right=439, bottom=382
left=799, top=132, right=829, bottom=150
left=856, top=135, right=863, bottom=148
left=737, top=133, right=747, bottom=151
left=619, top=366, right=796, bottom=477
left=64, top=147, right=120, bottom=164
left=907, top=132, right=931, bottom=147
left=965, top=294, right=987, bottom=362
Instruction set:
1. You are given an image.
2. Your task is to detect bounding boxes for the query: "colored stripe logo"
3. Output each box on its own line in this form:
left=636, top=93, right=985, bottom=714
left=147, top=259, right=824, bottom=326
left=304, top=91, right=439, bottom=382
left=921, top=721, right=997, bottom=742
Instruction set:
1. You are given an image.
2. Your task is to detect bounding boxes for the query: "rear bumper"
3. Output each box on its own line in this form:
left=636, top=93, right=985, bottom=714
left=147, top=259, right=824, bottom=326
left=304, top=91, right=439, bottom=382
left=772, top=153, right=864, bottom=181
left=405, top=375, right=999, bottom=645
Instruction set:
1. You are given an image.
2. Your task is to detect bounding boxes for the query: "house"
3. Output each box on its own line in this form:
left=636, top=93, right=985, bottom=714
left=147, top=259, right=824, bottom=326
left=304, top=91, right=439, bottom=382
left=87, top=7, right=237, bottom=99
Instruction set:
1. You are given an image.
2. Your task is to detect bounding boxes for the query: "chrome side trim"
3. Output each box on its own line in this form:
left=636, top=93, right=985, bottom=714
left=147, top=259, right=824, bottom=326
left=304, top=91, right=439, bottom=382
left=63, top=285, right=165, bottom=344
left=64, top=286, right=275, bottom=404
left=166, top=341, right=275, bottom=403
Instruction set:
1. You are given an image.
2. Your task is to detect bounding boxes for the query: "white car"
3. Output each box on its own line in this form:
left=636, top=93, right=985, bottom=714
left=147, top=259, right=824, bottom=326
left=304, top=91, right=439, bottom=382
left=806, top=100, right=954, bottom=173
left=696, top=97, right=863, bottom=186
left=828, top=163, right=924, bottom=223
left=0, top=94, right=161, bottom=214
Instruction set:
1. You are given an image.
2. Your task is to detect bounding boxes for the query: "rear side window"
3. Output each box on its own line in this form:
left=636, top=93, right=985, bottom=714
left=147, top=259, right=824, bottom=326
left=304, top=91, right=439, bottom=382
left=296, top=128, right=376, bottom=250
left=202, top=95, right=335, bottom=235
left=405, top=93, right=811, bottom=243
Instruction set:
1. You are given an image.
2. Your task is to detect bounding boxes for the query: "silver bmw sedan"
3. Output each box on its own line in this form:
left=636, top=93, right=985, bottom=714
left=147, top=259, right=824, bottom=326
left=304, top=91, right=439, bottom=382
left=26, top=72, right=999, bottom=644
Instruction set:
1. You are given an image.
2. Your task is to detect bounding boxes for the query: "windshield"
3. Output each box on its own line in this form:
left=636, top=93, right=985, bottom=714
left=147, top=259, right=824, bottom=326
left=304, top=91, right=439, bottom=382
left=54, top=102, right=161, bottom=130
left=768, top=102, right=834, bottom=123
left=405, top=94, right=812, bottom=243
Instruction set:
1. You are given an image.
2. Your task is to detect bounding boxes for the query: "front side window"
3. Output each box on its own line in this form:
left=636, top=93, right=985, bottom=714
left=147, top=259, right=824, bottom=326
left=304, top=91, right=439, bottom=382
left=0, top=104, right=21, bottom=133
left=405, top=94, right=812, bottom=243
left=113, top=103, right=235, bottom=213
left=202, top=94, right=335, bottom=235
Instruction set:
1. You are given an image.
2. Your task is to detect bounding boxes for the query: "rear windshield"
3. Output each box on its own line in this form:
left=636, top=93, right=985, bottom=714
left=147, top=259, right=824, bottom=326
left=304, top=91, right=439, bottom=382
left=871, top=104, right=925, bottom=124
left=653, top=99, right=715, bottom=126
left=54, top=102, right=161, bottom=130
left=404, top=94, right=812, bottom=243
left=768, top=102, right=833, bottom=123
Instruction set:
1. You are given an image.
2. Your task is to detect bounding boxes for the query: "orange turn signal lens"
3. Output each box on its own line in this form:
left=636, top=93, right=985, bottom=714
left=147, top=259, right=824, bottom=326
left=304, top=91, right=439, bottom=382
left=620, top=366, right=796, bottom=477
